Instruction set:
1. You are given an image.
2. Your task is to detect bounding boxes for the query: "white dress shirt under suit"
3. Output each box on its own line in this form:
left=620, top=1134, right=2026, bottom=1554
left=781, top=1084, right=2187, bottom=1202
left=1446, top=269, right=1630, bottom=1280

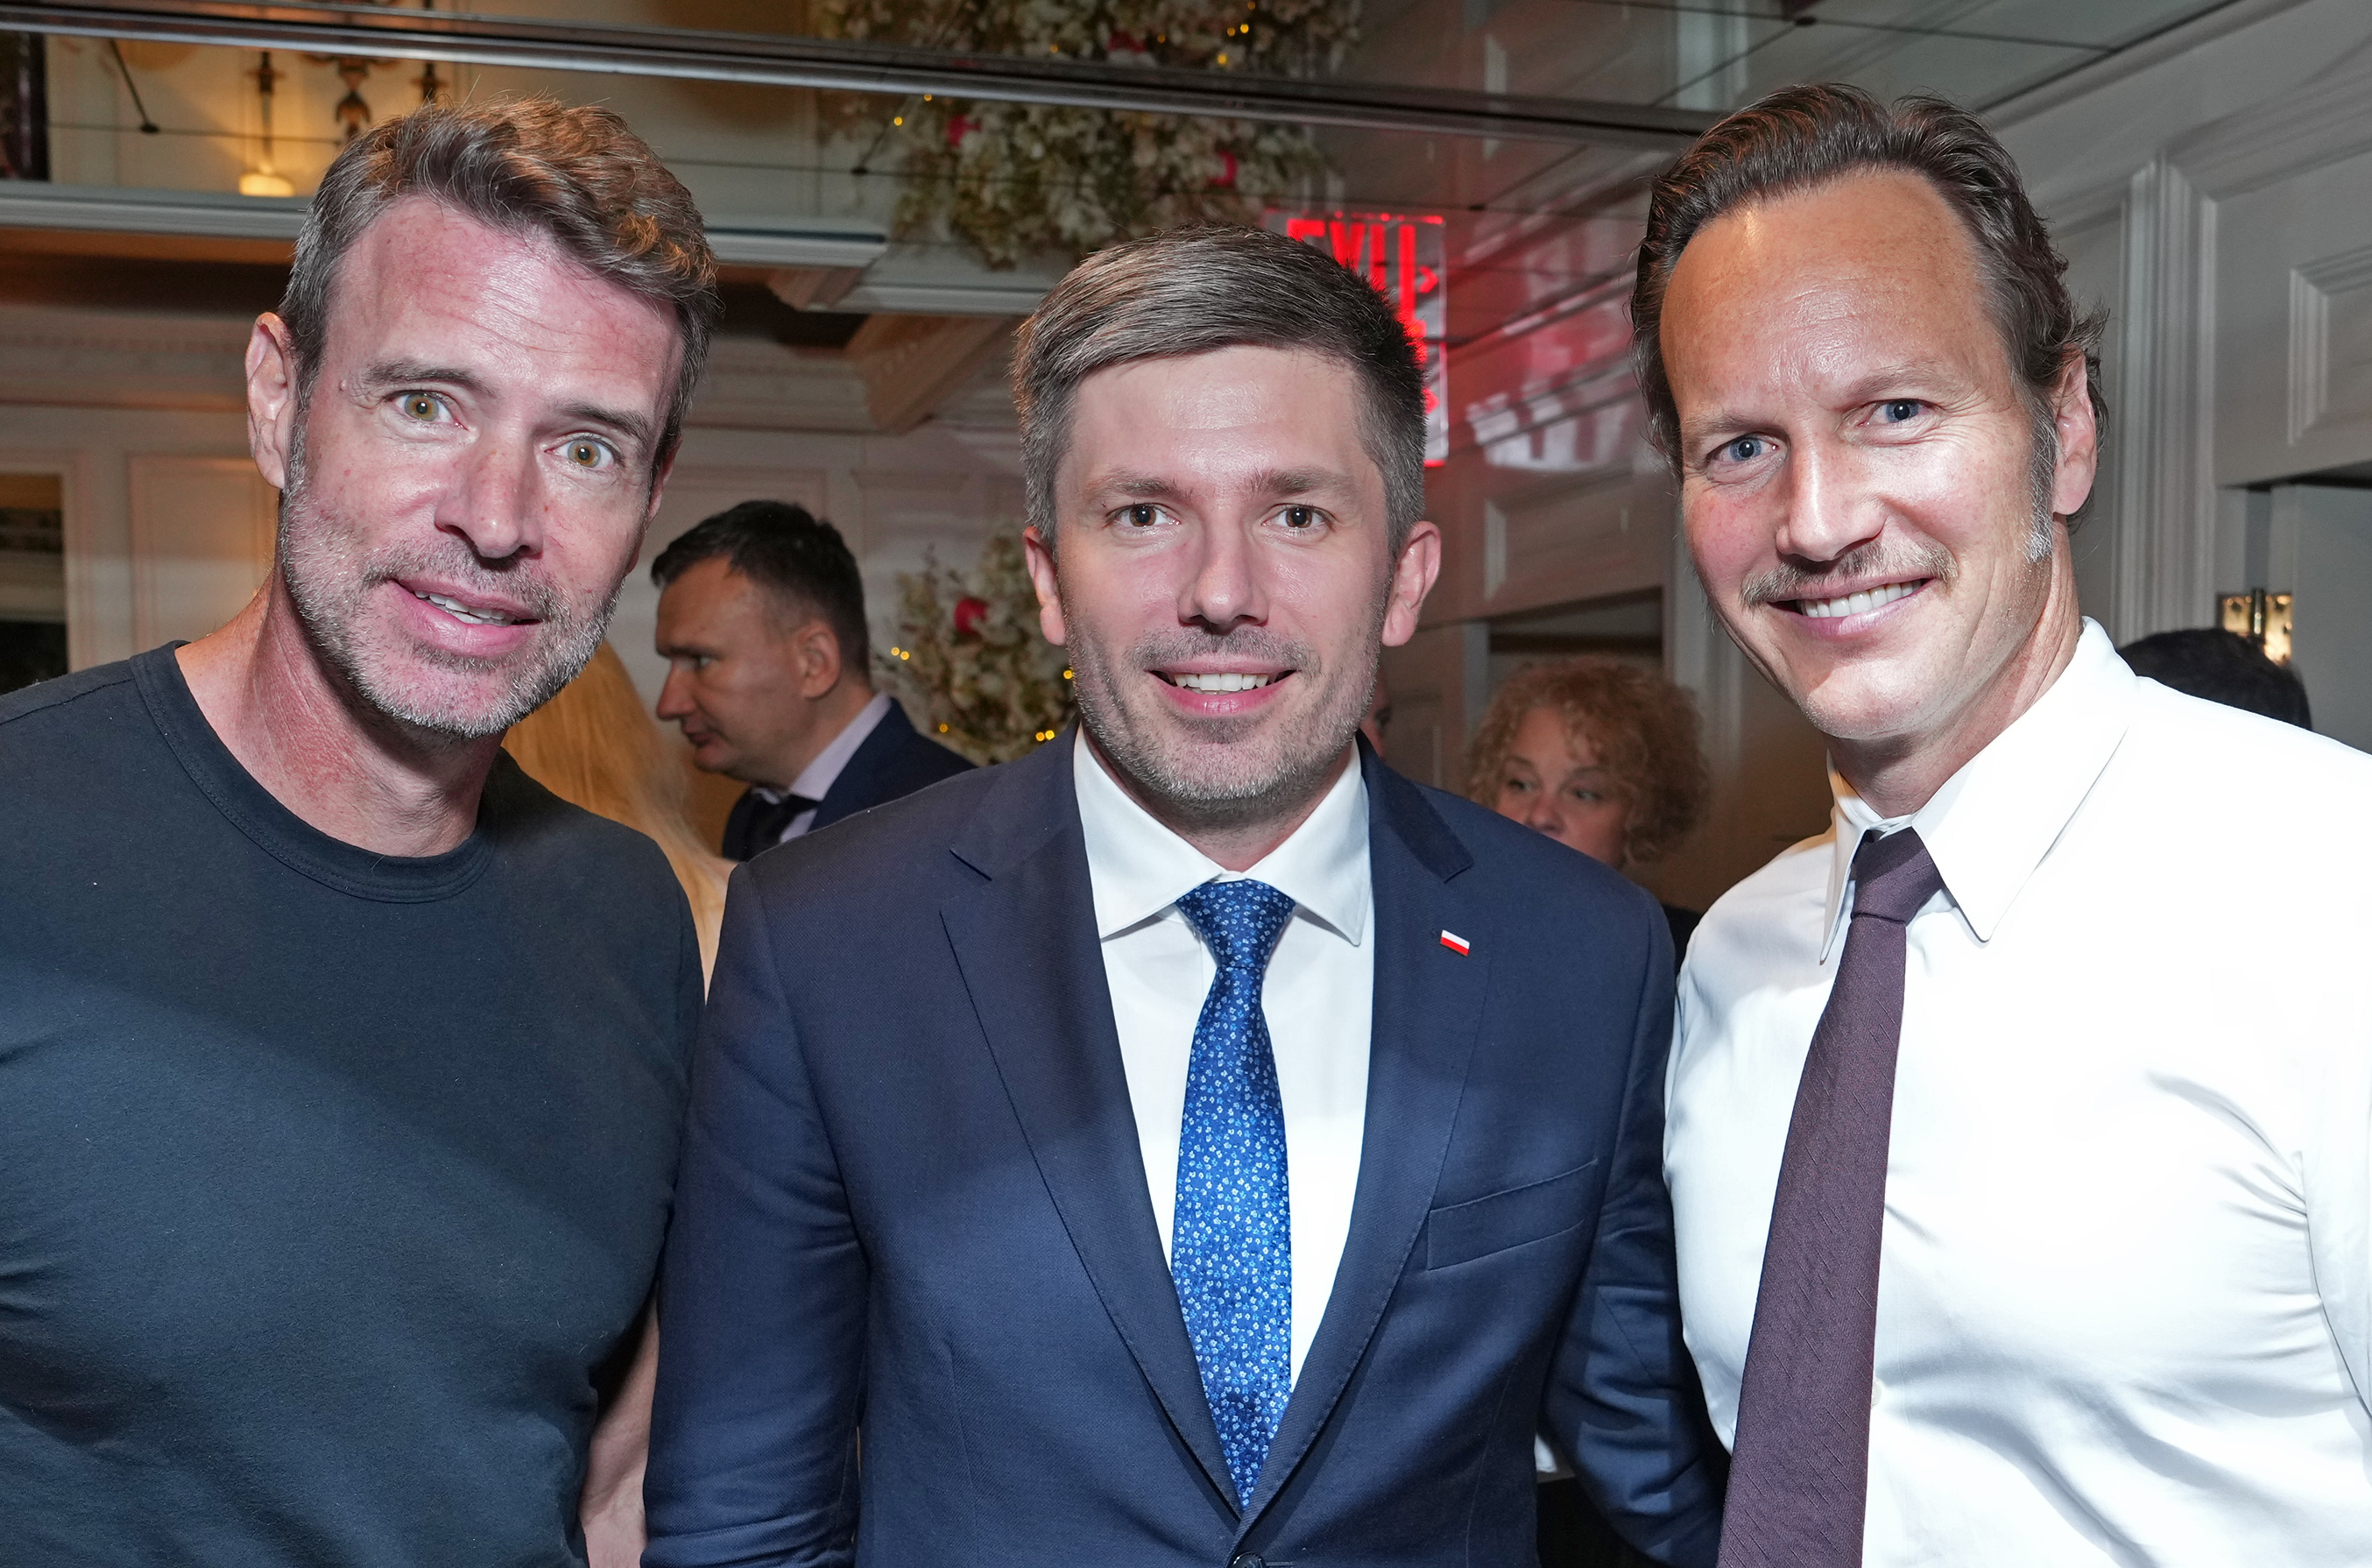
left=1669, top=620, right=2372, bottom=1565
left=1073, top=731, right=1373, bottom=1384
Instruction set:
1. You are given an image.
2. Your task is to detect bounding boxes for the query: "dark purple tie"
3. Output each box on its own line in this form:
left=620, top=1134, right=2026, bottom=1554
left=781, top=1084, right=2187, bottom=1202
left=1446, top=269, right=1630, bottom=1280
left=1718, top=827, right=1945, bottom=1568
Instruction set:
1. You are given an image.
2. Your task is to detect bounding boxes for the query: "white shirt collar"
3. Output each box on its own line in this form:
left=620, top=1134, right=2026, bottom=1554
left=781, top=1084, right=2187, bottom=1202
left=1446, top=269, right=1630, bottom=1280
left=756, top=691, right=893, bottom=807
left=1820, top=618, right=2136, bottom=960
left=1072, top=728, right=1370, bottom=948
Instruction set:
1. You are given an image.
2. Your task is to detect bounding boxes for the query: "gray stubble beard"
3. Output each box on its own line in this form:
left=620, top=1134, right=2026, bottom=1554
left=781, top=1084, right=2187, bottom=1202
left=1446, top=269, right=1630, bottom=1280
left=275, top=429, right=622, bottom=742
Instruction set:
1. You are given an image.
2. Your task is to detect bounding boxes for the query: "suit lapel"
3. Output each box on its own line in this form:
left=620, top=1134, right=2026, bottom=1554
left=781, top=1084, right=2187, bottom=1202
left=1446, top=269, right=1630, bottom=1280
left=938, top=741, right=1238, bottom=1506
left=1242, top=751, right=1487, bottom=1528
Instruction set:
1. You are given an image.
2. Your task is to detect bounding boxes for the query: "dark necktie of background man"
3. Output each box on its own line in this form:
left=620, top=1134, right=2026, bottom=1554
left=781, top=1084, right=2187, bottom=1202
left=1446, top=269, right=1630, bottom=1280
left=1171, top=878, right=1300, bottom=1509
left=729, top=792, right=818, bottom=859
left=1719, top=828, right=1946, bottom=1567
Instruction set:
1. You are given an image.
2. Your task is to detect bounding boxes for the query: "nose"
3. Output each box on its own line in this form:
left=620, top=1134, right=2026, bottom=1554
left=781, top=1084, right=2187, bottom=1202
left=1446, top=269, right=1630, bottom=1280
left=655, top=664, right=696, bottom=724
left=1180, top=515, right=1267, bottom=634
left=1772, top=433, right=1884, bottom=568
left=1523, top=795, right=1564, bottom=836
left=438, top=436, right=547, bottom=562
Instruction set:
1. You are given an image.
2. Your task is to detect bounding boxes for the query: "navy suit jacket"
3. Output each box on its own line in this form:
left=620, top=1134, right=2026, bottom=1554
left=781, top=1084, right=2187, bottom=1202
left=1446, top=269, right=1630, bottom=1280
left=720, top=699, right=973, bottom=861
left=646, top=735, right=1723, bottom=1568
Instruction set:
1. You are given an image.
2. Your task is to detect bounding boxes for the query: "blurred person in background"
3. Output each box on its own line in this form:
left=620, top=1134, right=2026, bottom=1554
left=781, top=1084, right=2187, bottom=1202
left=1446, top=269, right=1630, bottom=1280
left=2118, top=626, right=2312, bottom=729
left=1470, top=659, right=1712, bottom=953
left=652, top=500, right=971, bottom=860
left=0, top=98, right=713, bottom=1567
left=505, top=641, right=731, bottom=977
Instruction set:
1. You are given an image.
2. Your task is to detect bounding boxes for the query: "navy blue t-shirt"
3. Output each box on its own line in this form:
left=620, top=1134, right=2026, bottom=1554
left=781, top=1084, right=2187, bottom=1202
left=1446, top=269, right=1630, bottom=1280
left=0, top=646, right=699, bottom=1566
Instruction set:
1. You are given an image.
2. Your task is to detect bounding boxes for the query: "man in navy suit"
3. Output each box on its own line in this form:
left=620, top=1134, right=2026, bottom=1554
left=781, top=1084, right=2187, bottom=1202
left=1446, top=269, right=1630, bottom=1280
left=653, top=500, right=971, bottom=858
left=645, top=227, right=1724, bottom=1567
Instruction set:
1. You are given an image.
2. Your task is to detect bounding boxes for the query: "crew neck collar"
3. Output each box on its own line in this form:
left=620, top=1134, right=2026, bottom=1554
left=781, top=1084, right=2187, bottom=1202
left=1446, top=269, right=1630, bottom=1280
left=134, top=643, right=498, bottom=904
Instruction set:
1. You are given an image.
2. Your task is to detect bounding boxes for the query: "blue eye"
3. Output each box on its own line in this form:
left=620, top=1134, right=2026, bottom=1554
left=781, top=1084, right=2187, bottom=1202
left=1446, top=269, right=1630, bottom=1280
left=1880, top=399, right=1924, bottom=423
left=1719, top=435, right=1768, bottom=463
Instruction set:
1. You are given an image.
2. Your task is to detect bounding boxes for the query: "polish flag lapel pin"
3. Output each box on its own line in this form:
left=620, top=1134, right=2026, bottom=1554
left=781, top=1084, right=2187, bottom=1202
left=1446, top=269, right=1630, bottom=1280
left=1439, top=930, right=1471, bottom=956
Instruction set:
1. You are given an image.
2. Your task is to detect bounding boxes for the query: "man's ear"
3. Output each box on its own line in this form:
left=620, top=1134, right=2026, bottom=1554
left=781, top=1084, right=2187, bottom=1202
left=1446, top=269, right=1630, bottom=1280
left=246, top=312, right=301, bottom=491
left=794, top=619, right=844, bottom=700
left=2049, top=350, right=2100, bottom=521
left=1023, top=525, right=1068, bottom=647
left=1380, top=521, right=1444, bottom=648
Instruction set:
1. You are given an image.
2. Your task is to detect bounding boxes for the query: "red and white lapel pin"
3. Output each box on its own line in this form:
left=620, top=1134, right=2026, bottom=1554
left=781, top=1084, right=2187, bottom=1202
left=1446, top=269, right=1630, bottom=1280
left=1438, top=930, right=1471, bottom=956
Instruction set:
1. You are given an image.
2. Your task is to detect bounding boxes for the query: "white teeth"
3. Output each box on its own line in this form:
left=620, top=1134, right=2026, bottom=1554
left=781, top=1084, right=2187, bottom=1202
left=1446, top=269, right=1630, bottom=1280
left=1797, top=582, right=1918, bottom=619
left=413, top=589, right=516, bottom=625
left=1174, top=671, right=1276, bottom=693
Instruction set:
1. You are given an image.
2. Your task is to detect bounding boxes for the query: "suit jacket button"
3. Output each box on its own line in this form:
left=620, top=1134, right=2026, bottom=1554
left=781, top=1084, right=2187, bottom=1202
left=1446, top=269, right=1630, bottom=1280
left=1232, top=1557, right=1267, bottom=1568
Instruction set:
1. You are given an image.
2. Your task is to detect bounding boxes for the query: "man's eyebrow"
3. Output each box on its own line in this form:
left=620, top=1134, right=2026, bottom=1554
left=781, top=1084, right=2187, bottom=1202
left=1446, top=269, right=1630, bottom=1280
left=1678, top=360, right=1970, bottom=447
left=556, top=399, right=657, bottom=456
left=1249, top=467, right=1354, bottom=498
left=358, top=357, right=484, bottom=396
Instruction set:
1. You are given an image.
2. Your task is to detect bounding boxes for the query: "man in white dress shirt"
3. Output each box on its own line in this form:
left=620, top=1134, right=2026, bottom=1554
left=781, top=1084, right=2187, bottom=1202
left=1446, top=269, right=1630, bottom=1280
left=646, top=225, right=1725, bottom=1566
left=1638, top=84, right=2372, bottom=1566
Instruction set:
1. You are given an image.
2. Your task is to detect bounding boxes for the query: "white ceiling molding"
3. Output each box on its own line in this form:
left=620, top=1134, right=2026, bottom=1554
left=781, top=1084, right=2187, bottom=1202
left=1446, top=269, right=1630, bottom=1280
left=0, top=183, right=895, bottom=273
left=0, top=181, right=308, bottom=242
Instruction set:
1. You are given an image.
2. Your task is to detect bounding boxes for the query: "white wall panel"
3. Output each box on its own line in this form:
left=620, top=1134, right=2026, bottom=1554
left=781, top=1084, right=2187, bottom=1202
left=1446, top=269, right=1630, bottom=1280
left=126, top=455, right=276, bottom=648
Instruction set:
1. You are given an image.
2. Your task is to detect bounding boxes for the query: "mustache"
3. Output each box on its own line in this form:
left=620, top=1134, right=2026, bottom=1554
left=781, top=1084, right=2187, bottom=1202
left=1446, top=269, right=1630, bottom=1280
left=1738, top=540, right=1957, bottom=609
left=1128, top=625, right=1315, bottom=673
left=353, top=540, right=570, bottom=624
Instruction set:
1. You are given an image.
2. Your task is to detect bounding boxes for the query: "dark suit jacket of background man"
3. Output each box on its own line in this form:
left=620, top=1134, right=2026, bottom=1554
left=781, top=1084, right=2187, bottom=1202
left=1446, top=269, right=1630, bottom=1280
left=718, top=698, right=972, bottom=860
left=646, top=733, right=1725, bottom=1568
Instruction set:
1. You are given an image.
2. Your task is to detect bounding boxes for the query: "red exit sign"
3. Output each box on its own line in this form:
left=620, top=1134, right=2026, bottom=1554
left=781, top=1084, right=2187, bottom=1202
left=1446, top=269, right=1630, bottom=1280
left=1267, top=210, right=1448, bottom=466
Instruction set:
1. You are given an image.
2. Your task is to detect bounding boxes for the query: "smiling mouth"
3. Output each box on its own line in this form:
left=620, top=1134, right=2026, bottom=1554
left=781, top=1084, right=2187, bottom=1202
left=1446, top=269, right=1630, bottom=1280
left=1788, top=581, right=1924, bottom=619
left=1161, top=671, right=1282, bottom=693
left=411, top=587, right=525, bottom=626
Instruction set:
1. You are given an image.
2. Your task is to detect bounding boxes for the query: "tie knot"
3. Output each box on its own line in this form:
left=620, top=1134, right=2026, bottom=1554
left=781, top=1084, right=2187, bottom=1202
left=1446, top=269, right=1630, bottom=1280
left=1849, top=828, right=1945, bottom=926
left=1175, top=878, right=1298, bottom=974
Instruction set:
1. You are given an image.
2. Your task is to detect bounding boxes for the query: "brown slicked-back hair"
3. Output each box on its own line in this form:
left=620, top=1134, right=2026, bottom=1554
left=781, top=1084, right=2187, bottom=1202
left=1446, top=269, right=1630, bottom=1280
left=1465, top=659, right=1710, bottom=868
left=1630, top=83, right=2105, bottom=496
left=279, top=96, right=719, bottom=473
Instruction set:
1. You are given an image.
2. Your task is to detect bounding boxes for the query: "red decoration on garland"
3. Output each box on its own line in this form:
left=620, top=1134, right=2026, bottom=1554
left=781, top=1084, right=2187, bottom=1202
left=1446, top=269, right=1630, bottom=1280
left=953, top=596, right=990, bottom=637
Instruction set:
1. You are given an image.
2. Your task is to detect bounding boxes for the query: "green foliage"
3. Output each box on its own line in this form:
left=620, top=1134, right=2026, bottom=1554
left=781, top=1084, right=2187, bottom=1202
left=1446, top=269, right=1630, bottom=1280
left=878, top=533, right=1077, bottom=765
left=815, top=0, right=1360, bottom=266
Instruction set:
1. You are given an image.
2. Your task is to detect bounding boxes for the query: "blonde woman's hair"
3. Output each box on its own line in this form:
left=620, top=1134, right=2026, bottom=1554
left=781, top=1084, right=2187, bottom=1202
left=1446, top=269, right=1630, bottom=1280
left=504, top=642, right=728, bottom=977
left=1465, top=658, right=1712, bottom=867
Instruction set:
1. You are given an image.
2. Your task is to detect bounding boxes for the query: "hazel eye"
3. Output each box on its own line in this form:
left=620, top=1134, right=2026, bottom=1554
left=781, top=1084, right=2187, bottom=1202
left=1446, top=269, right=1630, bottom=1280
left=400, top=393, right=441, bottom=421
left=567, top=439, right=611, bottom=470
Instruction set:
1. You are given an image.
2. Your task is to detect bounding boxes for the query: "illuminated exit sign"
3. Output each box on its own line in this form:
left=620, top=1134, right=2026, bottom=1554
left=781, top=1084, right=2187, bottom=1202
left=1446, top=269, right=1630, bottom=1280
left=1266, top=210, right=1448, bottom=466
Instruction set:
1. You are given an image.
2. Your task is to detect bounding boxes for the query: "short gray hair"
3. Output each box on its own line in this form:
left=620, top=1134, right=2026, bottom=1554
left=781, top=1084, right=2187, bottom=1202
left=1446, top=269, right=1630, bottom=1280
left=1013, top=225, right=1427, bottom=550
left=279, top=96, right=719, bottom=471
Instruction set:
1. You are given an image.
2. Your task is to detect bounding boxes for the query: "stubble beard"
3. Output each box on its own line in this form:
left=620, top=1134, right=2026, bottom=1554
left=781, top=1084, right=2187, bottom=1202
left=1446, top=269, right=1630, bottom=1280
left=276, top=430, right=620, bottom=741
left=1063, top=588, right=1385, bottom=837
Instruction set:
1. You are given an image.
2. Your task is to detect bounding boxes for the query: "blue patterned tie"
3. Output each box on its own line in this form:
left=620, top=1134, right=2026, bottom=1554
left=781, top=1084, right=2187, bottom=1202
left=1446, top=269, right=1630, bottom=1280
left=1171, top=877, right=1299, bottom=1509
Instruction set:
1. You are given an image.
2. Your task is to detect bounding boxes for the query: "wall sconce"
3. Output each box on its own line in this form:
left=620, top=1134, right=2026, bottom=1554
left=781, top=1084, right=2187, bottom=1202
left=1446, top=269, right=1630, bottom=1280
left=2218, top=588, right=2293, bottom=665
left=238, top=49, right=293, bottom=198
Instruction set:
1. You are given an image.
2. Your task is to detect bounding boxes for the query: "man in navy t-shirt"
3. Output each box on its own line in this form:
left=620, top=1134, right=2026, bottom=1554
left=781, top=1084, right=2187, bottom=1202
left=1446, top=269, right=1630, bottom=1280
left=0, top=96, right=716, bottom=1566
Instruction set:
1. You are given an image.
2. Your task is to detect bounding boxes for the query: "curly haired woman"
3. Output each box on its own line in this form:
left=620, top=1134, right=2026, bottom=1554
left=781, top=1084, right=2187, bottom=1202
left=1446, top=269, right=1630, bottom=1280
left=1467, top=657, right=1712, bottom=955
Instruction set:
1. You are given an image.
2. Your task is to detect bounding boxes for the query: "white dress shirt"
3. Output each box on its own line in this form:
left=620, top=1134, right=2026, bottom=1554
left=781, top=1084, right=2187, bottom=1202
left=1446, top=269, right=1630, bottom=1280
left=1668, top=619, right=2372, bottom=1565
left=1073, top=731, right=1373, bottom=1385
left=749, top=691, right=893, bottom=845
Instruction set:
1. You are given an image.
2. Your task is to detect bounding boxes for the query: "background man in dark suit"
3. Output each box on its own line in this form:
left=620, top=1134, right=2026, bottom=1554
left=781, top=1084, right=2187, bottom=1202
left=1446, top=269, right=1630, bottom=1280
left=652, top=500, right=971, bottom=858
left=645, top=227, right=1723, bottom=1568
